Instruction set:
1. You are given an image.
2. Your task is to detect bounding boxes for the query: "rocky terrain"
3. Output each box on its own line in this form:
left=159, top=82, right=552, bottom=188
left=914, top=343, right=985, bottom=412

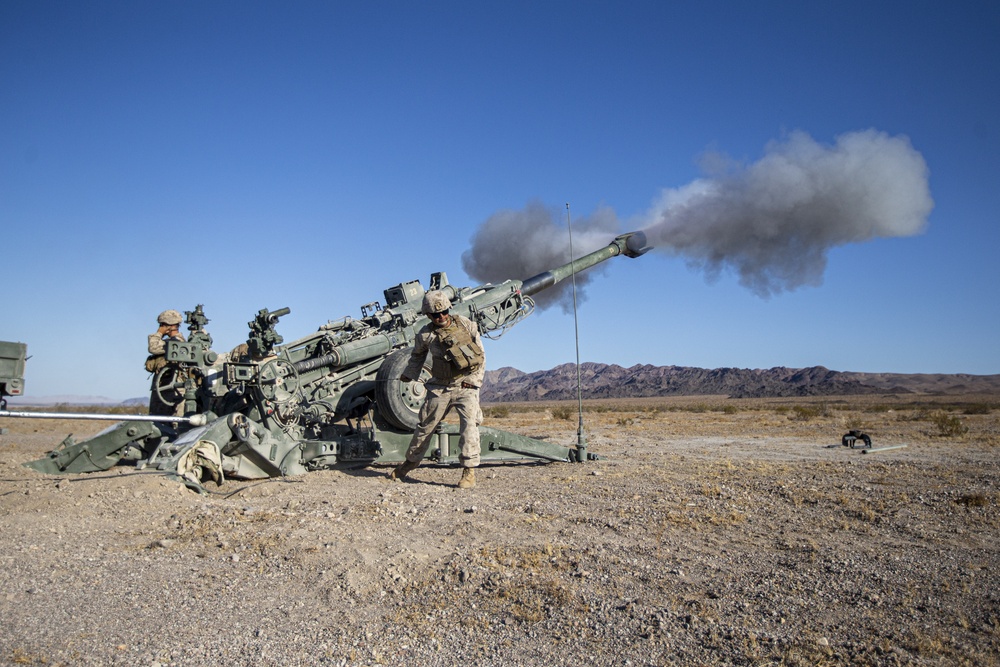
left=2, top=393, right=999, bottom=666
left=481, top=364, right=1000, bottom=402
left=10, top=364, right=1000, bottom=409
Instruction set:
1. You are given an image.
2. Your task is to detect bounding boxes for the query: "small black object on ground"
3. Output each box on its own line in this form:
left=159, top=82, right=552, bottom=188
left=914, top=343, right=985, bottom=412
left=842, top=429, right=872, bottom=449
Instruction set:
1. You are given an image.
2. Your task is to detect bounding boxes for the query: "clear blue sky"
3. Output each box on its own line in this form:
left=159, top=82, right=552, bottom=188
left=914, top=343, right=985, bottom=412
left=2, top=1, right=998, bottom=400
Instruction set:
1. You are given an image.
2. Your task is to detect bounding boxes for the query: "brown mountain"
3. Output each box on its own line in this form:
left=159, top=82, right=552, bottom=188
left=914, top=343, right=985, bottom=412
left=481, top=363, right=1000, bottom=402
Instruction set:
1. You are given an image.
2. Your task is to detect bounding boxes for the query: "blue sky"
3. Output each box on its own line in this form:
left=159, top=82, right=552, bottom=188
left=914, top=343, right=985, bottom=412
left=2, top=1, right=998, bottom=400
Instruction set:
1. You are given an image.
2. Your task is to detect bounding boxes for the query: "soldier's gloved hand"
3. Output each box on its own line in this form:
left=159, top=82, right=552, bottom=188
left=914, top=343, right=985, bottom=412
left=400, top=375, right=413, bottom=383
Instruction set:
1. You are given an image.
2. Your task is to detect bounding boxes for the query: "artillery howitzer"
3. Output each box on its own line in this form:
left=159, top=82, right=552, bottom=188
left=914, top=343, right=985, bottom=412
left=15, top=232, right=649, bottom=489
left=1, top=340, right=27, bottom=410
left=1, top=341, right=27, bottom=435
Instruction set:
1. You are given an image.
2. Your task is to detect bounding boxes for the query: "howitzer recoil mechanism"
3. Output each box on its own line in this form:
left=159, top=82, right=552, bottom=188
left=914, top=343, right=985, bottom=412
left=18, top=232, right=650, bottom=490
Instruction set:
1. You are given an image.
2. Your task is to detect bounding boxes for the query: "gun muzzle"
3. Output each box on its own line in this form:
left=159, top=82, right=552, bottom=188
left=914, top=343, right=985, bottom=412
left=520, top=230, right=651, bottom=297
left=620, top=230, right=651, bottom=257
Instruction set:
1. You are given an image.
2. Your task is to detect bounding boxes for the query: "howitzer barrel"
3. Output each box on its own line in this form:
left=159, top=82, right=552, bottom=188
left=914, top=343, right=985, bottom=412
left=0, top=410, right=209, bottom=425
left=293, top=333, right=396, bottom=374
left=520, top=231, right=649, bottom=297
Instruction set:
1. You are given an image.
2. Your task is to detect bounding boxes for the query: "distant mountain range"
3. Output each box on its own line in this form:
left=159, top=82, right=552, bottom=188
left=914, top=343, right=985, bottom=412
left=480, top=363, right=1000, bottom=402
left=4, top=395, right=124, bottom=407
left=6, top=364, right=998, bottom=407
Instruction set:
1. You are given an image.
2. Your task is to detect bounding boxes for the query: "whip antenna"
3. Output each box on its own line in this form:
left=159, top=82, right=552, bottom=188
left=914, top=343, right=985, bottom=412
left=566, top=203, right=587, bottom=461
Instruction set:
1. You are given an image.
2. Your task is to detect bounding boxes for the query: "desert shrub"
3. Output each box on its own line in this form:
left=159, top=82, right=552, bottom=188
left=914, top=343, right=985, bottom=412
left=903, top=409, right=933, bottom=423
left=931, top=412, right=968, bottom=437
left=28, top=403, right=146, bottom=416
left=108, top=404, right=149, bottom=415
left=790, top=405, right=822, bottom=421
left=720, top=404, right=738, bottom=414
left=963, top=403, right=993, bottom=415
left=551, top=406, right=574, bottom=420
left=483, top=406, right=510, bottom=419
left=955, top=493, right=989, bottom=507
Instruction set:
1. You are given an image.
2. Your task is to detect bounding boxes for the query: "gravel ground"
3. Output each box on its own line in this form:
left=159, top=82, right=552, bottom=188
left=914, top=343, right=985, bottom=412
left=1, top=396, right=998, bottom=666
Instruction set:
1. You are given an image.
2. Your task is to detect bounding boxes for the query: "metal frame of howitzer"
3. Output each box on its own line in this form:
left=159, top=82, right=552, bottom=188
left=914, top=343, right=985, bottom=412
left=1, top=340, right=28, bottom=411
left=16, top=232, right=650, bottom=489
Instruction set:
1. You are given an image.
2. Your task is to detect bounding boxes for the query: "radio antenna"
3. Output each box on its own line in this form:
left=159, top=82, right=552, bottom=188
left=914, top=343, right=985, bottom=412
left=566, top=203, right=587, bottom=461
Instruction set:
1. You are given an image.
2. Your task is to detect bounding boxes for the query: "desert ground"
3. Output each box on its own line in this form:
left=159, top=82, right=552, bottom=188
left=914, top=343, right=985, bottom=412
left=1, top=394, right=998, bottom=666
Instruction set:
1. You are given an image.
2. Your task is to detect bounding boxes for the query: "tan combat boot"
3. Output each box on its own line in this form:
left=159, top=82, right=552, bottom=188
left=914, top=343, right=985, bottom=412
left=388, top=459, right=419, bottom=481
left=458, top=467, right=476, bottom=489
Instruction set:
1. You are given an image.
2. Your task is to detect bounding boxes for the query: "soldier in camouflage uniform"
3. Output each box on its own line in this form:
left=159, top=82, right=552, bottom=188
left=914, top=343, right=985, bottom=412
left=389, top=290, right=485, bottom=489
left=146, top=309, right=186, bottom=416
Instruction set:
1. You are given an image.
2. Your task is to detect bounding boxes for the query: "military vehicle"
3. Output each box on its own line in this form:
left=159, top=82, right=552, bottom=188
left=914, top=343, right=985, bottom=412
left=14, top=231, right=649, bottom=490
left=1, top=341, right=27, bottom=411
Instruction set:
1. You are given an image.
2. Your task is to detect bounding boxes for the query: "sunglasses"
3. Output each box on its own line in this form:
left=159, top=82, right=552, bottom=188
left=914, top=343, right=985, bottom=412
left=429, top=310, right=450, bottom=319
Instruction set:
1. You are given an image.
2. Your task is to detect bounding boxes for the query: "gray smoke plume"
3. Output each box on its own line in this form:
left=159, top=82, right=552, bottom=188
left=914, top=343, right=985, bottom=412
left=461, top=201, right=620, bottom=311
left=640, top=129, right=933, bottom=296
left=462, top=129, right=932, bottom=308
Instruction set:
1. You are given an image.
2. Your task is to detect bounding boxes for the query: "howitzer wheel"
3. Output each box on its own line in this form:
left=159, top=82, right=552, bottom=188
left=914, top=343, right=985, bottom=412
left=375, top=347, right=432, bottom=431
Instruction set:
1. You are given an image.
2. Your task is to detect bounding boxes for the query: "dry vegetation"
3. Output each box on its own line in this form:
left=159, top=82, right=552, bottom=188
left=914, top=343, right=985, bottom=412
left=1, top=394, right=998, bottom=666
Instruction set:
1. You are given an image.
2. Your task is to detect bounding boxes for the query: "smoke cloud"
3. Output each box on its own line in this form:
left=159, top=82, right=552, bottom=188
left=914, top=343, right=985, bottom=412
left=462, top=129, right=933, bottom=307
left=641, top=129, right=933, bottom=296
left=461, top=201, right=620, bottom=311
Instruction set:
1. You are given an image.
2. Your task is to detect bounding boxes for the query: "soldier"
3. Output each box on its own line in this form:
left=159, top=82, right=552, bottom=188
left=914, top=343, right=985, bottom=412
left=146, top=309, right=186, bottom=416
left=388, top=290, right=485, bottom=489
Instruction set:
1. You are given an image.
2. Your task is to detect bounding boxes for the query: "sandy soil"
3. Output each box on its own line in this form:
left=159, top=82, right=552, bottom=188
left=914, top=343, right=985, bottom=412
left=1, top=395, right=998, bottom=666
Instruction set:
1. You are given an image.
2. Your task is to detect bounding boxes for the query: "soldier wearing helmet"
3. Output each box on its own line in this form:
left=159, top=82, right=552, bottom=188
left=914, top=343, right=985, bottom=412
left=388, top=290, right=485, bottom=489
left=145, top=309, right=186, bottom=416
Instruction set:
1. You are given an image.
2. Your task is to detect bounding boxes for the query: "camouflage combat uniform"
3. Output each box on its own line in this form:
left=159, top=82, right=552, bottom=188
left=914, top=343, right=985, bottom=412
left=147, top=331, right=185, bottom=417
left=147, top=332, right=184, bottom=360
left=401, top=313, right=485, bottom=468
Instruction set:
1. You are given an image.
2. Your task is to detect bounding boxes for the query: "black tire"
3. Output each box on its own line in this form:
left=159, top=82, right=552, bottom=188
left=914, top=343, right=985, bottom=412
left=374, top=347, right=432, bottom=431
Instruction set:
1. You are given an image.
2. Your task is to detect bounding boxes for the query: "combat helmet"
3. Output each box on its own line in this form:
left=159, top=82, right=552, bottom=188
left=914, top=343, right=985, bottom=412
left=421, top=290, right=451, bottom=315
left=157, top=309, right=183, bottom=326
